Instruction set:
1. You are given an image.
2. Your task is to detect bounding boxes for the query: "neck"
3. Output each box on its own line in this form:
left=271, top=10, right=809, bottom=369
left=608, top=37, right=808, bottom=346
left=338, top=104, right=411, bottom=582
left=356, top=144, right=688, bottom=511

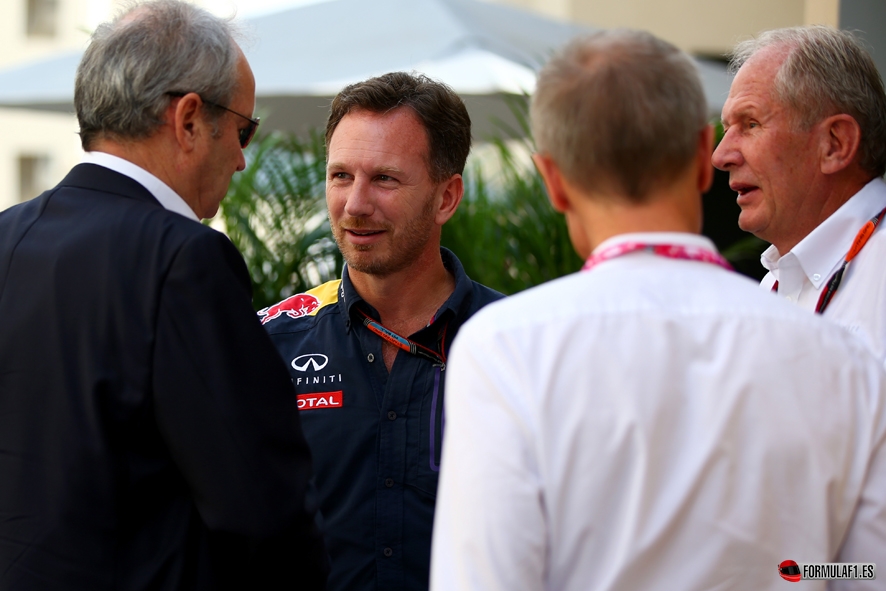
left=771, top=174, right=873, bottom=255
left=90, top=135, right=191, bottom=209
left=91, top=136, right=173, bottom=181
left=349, top=246, right=455, bottom=327
left=575, top=176, right=701, bottom=255
left=586, top=205, right=698, bottom=252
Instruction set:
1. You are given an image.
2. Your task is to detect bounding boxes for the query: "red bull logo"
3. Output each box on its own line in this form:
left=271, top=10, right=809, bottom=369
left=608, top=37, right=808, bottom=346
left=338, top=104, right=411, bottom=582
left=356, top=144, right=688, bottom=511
left=258, top=293, right=320, bottom=325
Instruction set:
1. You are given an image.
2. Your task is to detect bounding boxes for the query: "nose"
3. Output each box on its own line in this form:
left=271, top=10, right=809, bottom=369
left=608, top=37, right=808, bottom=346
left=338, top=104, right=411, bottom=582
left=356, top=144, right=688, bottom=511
left=236, top=147, right=247, bottom=172
left=711, top=127, right=741, bottom=171
left=343, top=178, right=374, bottom=218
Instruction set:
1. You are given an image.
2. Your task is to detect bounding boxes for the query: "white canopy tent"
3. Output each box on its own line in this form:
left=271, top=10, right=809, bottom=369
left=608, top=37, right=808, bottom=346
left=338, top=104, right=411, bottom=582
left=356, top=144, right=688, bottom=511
left=0, top=0, right=732, bottom=139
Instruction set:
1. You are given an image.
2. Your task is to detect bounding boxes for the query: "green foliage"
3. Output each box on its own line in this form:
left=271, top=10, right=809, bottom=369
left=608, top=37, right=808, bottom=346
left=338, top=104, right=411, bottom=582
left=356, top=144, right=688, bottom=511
left=220, top=101, right=581, bottom=308
left=442, top=139, right=582, bottom=295
left=219, top=100, right=760, bottom=309
left=712, top=118, right=725, bottom=145
left=443, top=94, right=582, bottom=294
left=219, top=131, right=342, bottom=310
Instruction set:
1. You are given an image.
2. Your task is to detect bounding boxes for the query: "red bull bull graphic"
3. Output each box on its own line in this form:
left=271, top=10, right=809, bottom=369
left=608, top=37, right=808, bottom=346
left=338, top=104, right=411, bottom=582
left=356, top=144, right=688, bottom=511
left=258, top=293, right=320, bottom=325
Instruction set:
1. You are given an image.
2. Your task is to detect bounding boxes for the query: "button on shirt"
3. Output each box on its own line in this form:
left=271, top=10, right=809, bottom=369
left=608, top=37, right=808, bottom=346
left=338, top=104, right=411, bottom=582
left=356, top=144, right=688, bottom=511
left=431, top=232, right=886, bottom=591
left=761, top=177, right=886, bottom=364
left=263, top=248, right=503, bottom=591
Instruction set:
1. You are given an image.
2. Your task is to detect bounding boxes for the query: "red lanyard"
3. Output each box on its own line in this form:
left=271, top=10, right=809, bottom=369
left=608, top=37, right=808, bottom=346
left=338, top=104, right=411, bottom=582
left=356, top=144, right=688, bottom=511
left=582, top=241, right=733, bottom=273
left=357, top=308, right=448, bottom=368
left=772, top=205, right=886, bottom=314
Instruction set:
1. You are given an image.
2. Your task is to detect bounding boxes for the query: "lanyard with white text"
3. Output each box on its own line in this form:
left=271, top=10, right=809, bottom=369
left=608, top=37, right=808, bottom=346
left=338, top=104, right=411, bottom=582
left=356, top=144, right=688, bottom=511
left=358, top=308, right=448, bottom=369
left=771, top=205, right=886, bottom=314
left=582, top=241, right=734, bottom=273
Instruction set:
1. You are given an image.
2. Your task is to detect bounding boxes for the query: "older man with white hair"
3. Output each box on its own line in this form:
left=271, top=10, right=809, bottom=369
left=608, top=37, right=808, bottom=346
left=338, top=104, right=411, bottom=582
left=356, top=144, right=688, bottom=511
left=714, top=26, right=886, bottom=364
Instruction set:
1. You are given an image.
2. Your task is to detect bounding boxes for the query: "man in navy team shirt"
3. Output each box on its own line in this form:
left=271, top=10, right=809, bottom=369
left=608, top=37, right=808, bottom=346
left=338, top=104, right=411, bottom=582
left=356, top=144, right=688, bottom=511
left=260, top=71, right=503, bottom=591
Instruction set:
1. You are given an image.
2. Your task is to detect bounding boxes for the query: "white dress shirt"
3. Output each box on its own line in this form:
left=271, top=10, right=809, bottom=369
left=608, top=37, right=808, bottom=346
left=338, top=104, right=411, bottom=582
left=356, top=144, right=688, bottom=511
left=761, top=177, right=886, bottom=364
left=82, top=151, right=199, bottom=221
left=430, top=232, right=886, bottom=591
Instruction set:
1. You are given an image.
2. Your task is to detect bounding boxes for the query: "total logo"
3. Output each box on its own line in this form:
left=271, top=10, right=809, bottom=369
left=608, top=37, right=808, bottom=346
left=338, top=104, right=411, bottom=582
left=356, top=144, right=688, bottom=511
left=292, top=353, right=328, bottom=372
left=297, top=391, right=343, bottom=410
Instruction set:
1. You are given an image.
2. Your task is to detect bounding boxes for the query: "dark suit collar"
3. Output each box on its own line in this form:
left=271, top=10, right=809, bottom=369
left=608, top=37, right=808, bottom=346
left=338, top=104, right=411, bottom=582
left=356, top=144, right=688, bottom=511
left=60, top=163, right=162, bottom=208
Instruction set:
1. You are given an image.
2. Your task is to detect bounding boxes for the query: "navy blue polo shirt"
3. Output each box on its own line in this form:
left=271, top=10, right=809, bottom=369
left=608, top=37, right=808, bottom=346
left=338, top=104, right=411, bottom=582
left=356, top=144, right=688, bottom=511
left=261, top=248, right=504, bottom=591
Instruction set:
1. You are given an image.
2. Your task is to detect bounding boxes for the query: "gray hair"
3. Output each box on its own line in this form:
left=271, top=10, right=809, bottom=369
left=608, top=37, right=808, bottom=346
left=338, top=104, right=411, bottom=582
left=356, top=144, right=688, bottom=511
left=531, top=30, right=708, bottom=201
left=75, top=0, right=242, bottom=150
left=731, top=26, right=886, bottom=177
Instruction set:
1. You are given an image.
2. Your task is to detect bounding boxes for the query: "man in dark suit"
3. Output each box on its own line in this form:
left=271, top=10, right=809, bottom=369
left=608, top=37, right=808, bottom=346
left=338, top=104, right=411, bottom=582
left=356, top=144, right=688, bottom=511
left=0, top=1, right=327, bottom=589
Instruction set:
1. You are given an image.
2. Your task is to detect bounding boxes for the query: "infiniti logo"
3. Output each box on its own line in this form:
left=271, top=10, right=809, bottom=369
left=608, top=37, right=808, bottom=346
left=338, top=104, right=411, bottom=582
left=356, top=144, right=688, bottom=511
left=292, top=354, right=329, bottom=372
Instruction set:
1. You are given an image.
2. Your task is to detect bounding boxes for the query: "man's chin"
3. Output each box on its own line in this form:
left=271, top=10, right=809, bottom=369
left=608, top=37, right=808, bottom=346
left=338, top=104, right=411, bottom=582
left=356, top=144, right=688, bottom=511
left=737, top=211, right=769, bottom=241
left=342, top=248, right=388, bottom=275
left=343, top=248, right=421, bottom=278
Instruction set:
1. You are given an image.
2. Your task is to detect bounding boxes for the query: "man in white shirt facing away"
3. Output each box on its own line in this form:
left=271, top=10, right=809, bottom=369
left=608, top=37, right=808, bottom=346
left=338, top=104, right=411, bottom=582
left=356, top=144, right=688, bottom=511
left=713, top=26, right=886, bottom=364
left=429, top=29, right=886, bottom=591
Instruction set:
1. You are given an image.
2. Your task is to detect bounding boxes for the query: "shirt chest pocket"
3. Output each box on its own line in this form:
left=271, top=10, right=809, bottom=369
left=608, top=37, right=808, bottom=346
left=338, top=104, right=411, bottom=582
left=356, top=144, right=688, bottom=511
left=404, top=365, right=444, bottom=499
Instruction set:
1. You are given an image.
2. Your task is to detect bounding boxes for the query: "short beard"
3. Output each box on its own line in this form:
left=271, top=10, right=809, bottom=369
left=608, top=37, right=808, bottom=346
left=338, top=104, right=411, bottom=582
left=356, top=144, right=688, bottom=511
left=331, top=195, right=437, bottom=277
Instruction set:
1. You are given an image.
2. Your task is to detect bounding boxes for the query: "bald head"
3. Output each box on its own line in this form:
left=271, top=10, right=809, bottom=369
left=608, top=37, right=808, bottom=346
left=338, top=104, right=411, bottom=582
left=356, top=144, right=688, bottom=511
left=531, top=30, right=708, bottom=201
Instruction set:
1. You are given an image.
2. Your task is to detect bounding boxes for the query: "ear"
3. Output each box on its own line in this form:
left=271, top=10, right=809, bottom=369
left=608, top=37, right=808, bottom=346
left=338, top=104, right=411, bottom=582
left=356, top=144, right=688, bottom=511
left=532, top=153, right=571, bottom=213
left=434, top=174, right=464, bottom=225
left=171, top=92, right=206, bottom=153
left=696, top=124, right=715, bottom=194
left=819, top=114, right=862, bottom=175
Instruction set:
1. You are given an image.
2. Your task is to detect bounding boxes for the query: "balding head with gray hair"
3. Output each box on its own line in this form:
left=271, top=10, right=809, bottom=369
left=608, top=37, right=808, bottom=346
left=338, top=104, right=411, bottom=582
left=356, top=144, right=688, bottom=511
left=75, top=0, right=242, bottom=150
left=730, top=26, right=886, bottom=177
left=530, top=29, right=708, bottom=201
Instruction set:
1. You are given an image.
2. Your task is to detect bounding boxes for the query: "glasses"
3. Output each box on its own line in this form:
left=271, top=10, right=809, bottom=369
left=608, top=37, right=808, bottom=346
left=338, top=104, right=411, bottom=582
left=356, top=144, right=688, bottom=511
left=167, top=92, right=260, bottom=148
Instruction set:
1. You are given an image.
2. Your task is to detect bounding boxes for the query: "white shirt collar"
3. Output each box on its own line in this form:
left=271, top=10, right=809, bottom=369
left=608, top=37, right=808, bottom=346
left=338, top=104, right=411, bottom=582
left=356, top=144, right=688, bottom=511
left=81, top=151, right=199, bottom=222
left=593, top=231, right=719, bottom=256
left=761, top=177, right=886, bottom=288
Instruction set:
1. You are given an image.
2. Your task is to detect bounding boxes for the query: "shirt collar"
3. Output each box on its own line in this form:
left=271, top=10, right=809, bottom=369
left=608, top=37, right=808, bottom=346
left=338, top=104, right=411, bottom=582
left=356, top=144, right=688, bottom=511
left=339, top=247, right=474, bottom=331
left=593, top=231, right=719, bottom=256
left=82, top=151, right=199, bottom=222
left=763, top=177, right=886, bottom=288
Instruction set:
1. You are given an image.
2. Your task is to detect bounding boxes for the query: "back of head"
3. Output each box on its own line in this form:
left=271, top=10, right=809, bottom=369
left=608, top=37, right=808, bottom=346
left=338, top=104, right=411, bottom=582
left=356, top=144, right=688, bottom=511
left=731, top=26, right=886, bottom=177
left=531, top=30, right=708, bottom=201
left=75, top=0, right=241, bottom=151
left=325, top=72, right=472, bottom=184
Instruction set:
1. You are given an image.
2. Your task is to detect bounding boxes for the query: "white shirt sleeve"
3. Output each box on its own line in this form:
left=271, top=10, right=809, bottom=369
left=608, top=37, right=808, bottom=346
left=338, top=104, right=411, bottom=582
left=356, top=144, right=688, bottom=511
left=832, top=377, right=886, bottom=590
left=430, top=320, right=547, bottom=591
